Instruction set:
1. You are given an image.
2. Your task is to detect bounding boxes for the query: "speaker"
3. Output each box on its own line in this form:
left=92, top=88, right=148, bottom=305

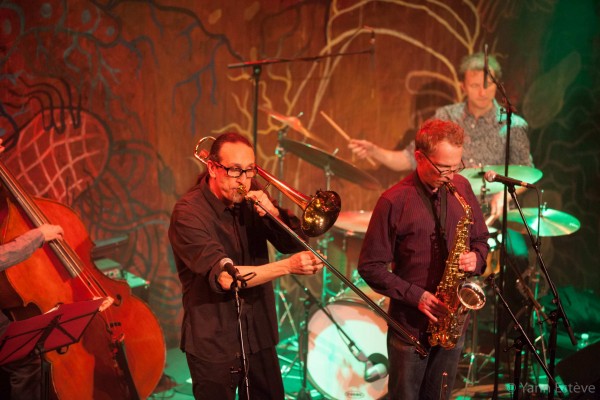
left=556, top=341, right=600, bottom=399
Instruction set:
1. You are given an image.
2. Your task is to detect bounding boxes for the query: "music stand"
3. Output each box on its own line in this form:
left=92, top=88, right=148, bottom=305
left=0, top=298, right=106, bottom=400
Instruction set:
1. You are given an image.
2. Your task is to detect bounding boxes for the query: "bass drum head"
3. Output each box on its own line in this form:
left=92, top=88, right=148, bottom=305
left=307, top=300, right=388, bottom=399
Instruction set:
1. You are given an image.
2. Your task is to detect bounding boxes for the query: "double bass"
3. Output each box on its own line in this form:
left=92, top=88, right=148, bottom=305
left=0, top=159, right=165, bottom=399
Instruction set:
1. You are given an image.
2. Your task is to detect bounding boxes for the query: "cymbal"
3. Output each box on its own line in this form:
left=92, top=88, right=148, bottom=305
left=460, top=165, right=543, bottom=195
left=505, top=208, right=581, bottom=237
left=280, top=138, right=381, bottom=190
left=259, top=106, right=327, bottom=147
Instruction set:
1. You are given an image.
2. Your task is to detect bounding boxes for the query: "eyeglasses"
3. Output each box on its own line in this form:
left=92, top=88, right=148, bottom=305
left=420, top=152, right=465, bottom=177
left=213, top=161, right=258, bottom=178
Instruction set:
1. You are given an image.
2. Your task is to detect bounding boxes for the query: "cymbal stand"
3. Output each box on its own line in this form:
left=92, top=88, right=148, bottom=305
left=505, top=185, right=575, bottom=399
left=318, top=157, right=336, bottom=304
left=460, top=310, right=495, bottom=395
left=273, top=125, right=299, bottom=339
left=486, top=273, right=560, bottom=400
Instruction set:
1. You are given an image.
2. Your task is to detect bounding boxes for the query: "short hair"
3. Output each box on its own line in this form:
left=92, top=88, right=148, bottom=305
left=459, top=52, right=502, bottom=81
left=415, top=119, right=464, bottom=155
left=208, top=132, right=253, bottom=162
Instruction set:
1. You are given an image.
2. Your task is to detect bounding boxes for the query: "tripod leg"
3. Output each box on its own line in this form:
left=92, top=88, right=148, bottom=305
left=296, top=298, right=312, bottom=400
left=277, top=285, right=299, bottom=338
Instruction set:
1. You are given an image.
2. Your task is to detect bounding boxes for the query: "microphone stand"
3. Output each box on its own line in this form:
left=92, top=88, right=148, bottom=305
left=228, top=270, right=253, bottom=400
left=485, top=51, right=515, bottom=399
left=506, top=184, right=576, bottom=399
left=487, top=273, right=560, bottom=399
left=246, top=198, right=428, bottom=358
left=227, top=47, right=373, bottom=151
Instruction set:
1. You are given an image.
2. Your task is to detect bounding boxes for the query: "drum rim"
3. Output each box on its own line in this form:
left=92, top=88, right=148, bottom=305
left=306, top=301, right=388, bottom=399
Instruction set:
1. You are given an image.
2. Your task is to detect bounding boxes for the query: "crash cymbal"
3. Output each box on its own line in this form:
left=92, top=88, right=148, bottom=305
left=460, top=165, right=543, bottom=196
left=505, top=207, right=581, bottom=237
left=259, top=106, right=327, bottom=147
left=280, top=138, right=381, bottom=190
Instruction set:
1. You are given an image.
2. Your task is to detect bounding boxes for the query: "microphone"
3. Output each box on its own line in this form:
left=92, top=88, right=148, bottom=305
left=219, top=258, right=245, bottom=282
left=364, top=353, right=389, bottom=383
left=483, top=44, right=489, bottom=89
left=484, top=170, right=536, bottom=189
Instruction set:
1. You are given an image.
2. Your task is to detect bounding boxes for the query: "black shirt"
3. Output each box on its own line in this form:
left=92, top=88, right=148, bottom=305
left=168, top=175, right=305, bottom=362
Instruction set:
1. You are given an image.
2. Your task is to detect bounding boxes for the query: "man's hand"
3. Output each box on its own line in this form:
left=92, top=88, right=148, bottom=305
left=288, top=251, right=324, bottom=275
left=459, top=251, right=478, bottom=272
left=245, top=190, right=279, bottom=218
left=417, top=291, right=449, bottom=323
left=38, top=224, right=64, bottom=242
left=348, top=139, right=375, bottom=160
left=487, top=192, right=511, bottom=225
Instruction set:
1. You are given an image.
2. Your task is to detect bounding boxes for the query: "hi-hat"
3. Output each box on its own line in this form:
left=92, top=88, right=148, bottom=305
left=280, top=138, right=381, bottom=190
left=460, top=165, right=543, bottom=195
left=259, top=106, right=327, bottom=147
left=505, top=207, right=581, bottom=237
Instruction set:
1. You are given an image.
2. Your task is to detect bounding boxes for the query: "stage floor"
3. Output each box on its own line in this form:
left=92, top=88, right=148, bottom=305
left=150, top=345, right=521, bottom=400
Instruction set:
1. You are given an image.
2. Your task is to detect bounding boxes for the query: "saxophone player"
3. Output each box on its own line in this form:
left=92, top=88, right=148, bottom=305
left=357, top=119, right=490, bottom=400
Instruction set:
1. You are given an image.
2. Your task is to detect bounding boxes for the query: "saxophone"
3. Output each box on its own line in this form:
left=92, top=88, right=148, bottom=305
left=428, top=182, right=486, bottom=349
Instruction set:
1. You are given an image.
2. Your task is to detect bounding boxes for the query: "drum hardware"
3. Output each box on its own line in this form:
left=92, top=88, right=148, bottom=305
left=504, top=204, right=581, bottom=237
left=259, top=106, right=328, bottom=148
left=279, top=137, right=382, bottom=191
left=278, top=137, right=381, bottom=303
left=458, top=309, right=496, bottom=393
left=307, top=278, right=390, bottom=399
left=291, top=275, right=386, bottom=399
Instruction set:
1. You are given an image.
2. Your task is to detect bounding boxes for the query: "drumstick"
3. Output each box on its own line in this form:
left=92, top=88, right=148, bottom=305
left=319, top=111, right=377, bottom=167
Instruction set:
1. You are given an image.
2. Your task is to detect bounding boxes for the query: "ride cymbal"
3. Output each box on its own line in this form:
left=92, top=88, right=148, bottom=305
left=280, top=138, right=381, bottom=190
left=505, top=207, right=581, bottom=237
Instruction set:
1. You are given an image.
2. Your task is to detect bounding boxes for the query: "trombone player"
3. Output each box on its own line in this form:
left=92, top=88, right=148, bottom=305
left=168, top=132, right=324, bottom=399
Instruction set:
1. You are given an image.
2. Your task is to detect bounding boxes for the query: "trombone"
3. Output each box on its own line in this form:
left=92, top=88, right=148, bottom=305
left=194, top=136, right=428, bottom=356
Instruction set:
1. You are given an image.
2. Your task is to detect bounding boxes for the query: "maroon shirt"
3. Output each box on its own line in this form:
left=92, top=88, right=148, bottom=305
left=357, top=171, right=489, bottom=344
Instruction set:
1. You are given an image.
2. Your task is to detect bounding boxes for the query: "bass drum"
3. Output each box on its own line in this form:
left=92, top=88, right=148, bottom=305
left=307, top=280, right=388, bottom=399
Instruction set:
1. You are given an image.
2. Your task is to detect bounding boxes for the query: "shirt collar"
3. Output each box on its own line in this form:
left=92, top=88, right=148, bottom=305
left=199, top=174, right=231, bottom=215
left=460, top=99, right=501, bottom=123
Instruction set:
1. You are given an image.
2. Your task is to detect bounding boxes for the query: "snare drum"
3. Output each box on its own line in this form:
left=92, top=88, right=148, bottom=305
left=328, top=210, right=372, bottom=280
left=307, top=279, right=388, bottom=400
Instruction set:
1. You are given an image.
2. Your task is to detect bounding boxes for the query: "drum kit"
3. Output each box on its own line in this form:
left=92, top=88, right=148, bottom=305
left=264, top=107, right=583, bottom=399
left=457, top=165, right=583, bottom=393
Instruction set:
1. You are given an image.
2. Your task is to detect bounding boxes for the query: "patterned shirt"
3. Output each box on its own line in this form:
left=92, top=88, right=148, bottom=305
left=403, top=100, right=532, bottom=168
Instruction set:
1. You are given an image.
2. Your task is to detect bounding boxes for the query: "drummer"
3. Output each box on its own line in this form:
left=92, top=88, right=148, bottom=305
left=349, top=52, right=532, bottom=221
left=349, top=52, right=532, bottom=261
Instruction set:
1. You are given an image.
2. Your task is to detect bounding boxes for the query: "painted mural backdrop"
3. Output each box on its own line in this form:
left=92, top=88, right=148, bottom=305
left=0, top=0, right=598, bottom=348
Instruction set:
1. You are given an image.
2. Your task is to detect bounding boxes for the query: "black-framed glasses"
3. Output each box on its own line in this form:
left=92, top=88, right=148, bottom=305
left=420, top=152, right=465, bottom=177
left=213, top=161, right=258, bottom=178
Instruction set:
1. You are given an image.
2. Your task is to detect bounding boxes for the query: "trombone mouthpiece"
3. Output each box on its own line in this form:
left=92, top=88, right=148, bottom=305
left=236, top=185, right=248, bottom=196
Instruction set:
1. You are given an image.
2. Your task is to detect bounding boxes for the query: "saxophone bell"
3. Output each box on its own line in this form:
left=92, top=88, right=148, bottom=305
left=457, top=280, right=486, bottom=310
